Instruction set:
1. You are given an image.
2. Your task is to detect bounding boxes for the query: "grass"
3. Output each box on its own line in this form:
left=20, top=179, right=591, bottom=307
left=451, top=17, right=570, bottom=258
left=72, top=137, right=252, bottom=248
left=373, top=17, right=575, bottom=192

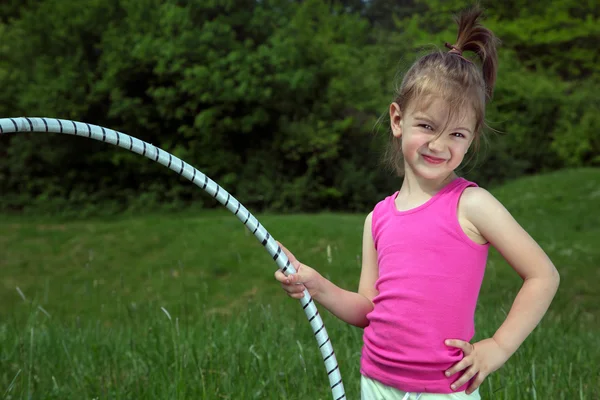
left=1, top=168, right=599, bottom=399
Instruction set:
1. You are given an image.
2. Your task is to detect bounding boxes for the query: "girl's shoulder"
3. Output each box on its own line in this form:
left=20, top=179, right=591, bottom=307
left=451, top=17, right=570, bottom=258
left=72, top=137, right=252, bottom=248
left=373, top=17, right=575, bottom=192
left=459, top=186, right=502, bottom=215
left=457, top=186, right=494, bottom=245
left=458, top=185, right=515, bottom=241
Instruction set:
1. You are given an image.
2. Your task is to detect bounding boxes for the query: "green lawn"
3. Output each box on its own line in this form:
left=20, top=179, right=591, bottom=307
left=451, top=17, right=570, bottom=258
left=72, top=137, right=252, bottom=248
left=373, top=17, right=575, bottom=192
left=1, top=168, right=599, bottom=399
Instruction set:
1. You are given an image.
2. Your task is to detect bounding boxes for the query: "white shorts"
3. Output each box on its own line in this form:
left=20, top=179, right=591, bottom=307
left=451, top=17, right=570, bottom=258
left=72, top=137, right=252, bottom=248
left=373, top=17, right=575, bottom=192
left=361, top=375, right=481, bottom=400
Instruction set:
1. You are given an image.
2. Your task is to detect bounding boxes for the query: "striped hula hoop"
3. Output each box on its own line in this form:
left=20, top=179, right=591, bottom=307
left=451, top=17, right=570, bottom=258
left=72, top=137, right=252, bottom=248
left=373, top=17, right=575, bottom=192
left=0, top=117, right=346, bottom=400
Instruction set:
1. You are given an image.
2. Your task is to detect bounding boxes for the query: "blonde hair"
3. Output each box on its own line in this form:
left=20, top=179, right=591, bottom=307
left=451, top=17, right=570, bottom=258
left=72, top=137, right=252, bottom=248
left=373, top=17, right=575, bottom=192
left=384, top=6, right=500, bottom=176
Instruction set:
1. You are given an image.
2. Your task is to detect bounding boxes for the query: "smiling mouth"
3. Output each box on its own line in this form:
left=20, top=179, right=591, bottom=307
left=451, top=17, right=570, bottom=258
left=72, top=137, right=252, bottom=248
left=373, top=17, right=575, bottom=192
left=421, top=154, right=446, bottom=164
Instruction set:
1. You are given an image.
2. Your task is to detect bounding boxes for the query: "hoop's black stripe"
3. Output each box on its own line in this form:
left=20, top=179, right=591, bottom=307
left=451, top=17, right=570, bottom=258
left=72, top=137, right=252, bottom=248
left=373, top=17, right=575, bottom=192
left=224, top=193, right=230, bottom=206
left=253, top=222, right=261, bottom=234
left=71, top=121, right=77, bottom=134
left=129, top=136, right=133, bottom=150
left=335, top=394, right=345, bottom=400
left=42, top=119, right=48, bottom=132
left=314, top=324, right=325, bottom=336
left=99, top=125, right=105, bottom=140
left=243, top=211, right=250, bottom=224
left=10, top=118, right=17, bottom=131
left=142, top=142, right=147, bottom=156
left=323, top=350, right=335, bottom=362
left=319, top=337, right=330, bottom=349
left=203, top=175, right=208, bottom=189
left=302, top=297, right=313, bottom=310
left=115, top=131, right=120, bottom=146
left=168, top=154, right=172, bottom=168
left=0, top=123, right=3, bottom=134
left=88, top=123, right=93, bottom=138
left=191, top=169, right=196, bottom=182
left=179, top=161, right=184, bottom=175
left=234, top=202, right=240, bottom=215
left=309, top=311, right=319, bottom=323
left=25, top=117, right=33, bottom=131
left=331, top=379, right=342, bottom=390
left=272, top=246, right=281, bottom=260
left=57, top=119, right=63, bottom=133
left=155, top=147, right=160, bottom=161
left=262, top=232, right=270, bottom=246
left=282, top=260, right=290, bottom=274
left=214, top=186, right=220, bottom=198
left=327, top=365, right=339, bottom=375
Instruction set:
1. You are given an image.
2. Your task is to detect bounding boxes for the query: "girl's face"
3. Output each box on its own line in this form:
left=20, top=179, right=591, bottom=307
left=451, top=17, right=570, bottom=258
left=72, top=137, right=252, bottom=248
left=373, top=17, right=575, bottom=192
left=390, top=97, right=476, bottom=181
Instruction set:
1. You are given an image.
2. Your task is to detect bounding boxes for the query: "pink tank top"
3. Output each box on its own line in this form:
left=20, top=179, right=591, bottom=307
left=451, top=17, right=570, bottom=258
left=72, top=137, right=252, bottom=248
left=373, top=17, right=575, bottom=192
left=360, top=177, right=489, bottom=393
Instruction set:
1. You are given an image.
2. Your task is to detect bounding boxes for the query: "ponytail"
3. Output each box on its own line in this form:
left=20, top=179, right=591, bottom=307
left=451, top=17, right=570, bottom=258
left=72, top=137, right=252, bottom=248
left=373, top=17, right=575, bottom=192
left=447, top=6, right=500, bottom=100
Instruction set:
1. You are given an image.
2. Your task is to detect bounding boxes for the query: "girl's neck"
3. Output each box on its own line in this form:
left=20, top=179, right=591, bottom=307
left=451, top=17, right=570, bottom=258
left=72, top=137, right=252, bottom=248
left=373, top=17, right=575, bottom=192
left=399, top=170, right=458, bottom=199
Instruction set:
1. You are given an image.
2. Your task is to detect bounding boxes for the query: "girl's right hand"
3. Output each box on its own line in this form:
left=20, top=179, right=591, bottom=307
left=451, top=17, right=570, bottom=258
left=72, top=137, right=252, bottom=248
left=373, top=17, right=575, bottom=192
left=273, top=241, right=323, bottom=300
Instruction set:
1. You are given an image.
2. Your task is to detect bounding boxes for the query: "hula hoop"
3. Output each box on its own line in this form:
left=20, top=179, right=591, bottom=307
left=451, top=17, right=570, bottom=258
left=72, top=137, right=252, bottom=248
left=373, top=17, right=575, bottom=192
left=0, top=117, right=346, bottom=400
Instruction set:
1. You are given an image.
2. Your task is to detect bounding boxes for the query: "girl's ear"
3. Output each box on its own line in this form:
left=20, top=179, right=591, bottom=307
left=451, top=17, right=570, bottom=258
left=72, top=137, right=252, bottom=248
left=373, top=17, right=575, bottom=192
left=390, top=102, right=403, bottom=138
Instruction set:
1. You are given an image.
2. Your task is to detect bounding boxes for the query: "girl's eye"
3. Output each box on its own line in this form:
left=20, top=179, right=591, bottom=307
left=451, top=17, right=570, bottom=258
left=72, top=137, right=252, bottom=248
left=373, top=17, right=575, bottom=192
left=419, top=124, right=434, bottom=131
left=452, top=132, right=466, bottom=138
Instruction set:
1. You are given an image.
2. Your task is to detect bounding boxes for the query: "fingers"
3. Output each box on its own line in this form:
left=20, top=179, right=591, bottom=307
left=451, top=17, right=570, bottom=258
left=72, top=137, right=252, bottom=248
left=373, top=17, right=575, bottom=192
left=273, top=241, right=308, bottom=299
left=273, top=269, right=306, bottom=299
left=444, top=339, right=476, bottom=384
left=275, top=240, right=303, bottom=276
left=450, top=366, right=479, bottom=391
left=445, top=356, right=472, bottom=378
left=276, top=241, right=298, bottom=265
left=274, top=269, right=302, bottom=284
left=280, top=280, right=306, bottom=299
left=273, top=270, right=302, bottom=285
left=284, top=287, right=307, bottom=299
left=465, top=373, right=486, bottom=395
left=445, top=339, right=474, bottom=356
left=274, top=269, right=287, bottom=282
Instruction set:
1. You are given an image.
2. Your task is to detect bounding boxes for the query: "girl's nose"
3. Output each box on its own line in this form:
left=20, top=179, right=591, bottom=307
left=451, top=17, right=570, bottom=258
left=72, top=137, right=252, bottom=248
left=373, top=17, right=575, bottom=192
left=428, top=136, right=445, bottom=152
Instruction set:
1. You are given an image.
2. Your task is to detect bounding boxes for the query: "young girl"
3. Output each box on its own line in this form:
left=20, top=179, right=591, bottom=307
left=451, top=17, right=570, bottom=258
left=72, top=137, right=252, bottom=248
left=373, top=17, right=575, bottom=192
left=274, top=6, right=559, bottom=400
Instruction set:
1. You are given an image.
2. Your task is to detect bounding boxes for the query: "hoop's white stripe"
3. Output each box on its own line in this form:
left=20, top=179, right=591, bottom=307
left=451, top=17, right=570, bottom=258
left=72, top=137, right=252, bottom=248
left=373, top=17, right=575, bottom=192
left=0, top=117, right=346, bottom=400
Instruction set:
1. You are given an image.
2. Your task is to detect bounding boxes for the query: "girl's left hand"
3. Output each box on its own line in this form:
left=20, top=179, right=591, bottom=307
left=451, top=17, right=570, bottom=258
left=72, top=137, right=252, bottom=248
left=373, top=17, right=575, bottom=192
left=444, top=337, right=511, bottom=394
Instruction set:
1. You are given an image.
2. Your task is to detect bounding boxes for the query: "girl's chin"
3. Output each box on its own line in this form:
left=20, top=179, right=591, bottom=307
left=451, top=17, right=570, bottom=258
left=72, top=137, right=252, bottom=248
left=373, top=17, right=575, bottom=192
left=407, top=163, right=455, bottom=180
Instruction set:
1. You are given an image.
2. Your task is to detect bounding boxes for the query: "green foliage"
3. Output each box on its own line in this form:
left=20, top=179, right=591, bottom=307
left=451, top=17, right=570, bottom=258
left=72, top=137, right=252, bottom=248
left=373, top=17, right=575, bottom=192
left=551, top=83, right=600, bottom=166
left=0, top=0, right=597, bottom=214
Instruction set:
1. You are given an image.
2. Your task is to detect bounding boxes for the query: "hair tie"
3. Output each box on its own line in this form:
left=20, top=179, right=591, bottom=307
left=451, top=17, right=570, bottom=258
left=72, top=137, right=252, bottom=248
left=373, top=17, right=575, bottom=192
left=444, top=42, right=462, bottom=55
left=444, top=42, right=473, bottom=64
